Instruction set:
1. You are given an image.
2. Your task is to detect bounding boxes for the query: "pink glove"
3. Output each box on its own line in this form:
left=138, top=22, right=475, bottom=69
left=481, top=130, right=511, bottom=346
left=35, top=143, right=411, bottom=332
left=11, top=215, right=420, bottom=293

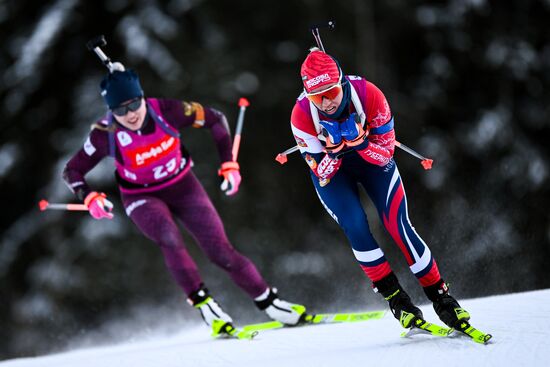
left=84, top=192, right=114, bottom=220
left=218, top=161, right=241, bottom=196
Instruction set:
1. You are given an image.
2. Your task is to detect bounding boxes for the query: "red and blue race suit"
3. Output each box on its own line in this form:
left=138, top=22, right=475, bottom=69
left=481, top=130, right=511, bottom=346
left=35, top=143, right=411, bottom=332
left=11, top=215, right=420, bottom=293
left=290, top=76, right=441, bottom=287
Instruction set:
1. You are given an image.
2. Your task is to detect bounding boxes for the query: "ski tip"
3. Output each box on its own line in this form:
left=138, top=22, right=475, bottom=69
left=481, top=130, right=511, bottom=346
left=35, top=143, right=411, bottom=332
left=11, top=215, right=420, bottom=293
left=451, top=322, right=493, bottom=344
left=468, top=330, right=492, bottom=344
left=211, top=327, right=258, bottom=340
left=237, top=330, right=259, bottom=340
left=481, top=333, right=493, bottom=344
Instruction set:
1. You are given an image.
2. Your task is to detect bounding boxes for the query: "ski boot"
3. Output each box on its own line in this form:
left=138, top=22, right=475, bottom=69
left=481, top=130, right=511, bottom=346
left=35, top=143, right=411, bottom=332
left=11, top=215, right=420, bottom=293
left=254, top=287, right=307, bottom=325
left=187, top=286, right=235, bottom=337
left=423, top=279, right=470, bottom=328
left=374, top=273, right=423, bottom=328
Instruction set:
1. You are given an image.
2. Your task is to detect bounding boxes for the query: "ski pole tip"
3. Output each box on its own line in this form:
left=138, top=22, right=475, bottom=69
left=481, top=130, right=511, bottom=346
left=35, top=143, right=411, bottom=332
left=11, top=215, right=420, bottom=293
left=38, top=200, right=49, bottom=211
left=275, top=154, right=288, bottom=165
left=421, top=159, right=433, bottom=170
left=238, top=98, right=250, bottom=107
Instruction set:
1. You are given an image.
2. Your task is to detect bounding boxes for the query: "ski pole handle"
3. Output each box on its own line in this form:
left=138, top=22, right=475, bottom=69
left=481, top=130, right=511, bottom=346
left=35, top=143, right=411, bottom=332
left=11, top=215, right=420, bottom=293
left=231, top=98, right=250, bottom=162
left=39, top=199, right=88, bottom=212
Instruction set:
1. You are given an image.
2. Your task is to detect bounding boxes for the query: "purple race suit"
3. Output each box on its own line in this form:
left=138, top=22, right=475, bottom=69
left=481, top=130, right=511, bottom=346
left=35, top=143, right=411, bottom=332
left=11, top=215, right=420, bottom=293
left=63, top=98, right=268, bottom=297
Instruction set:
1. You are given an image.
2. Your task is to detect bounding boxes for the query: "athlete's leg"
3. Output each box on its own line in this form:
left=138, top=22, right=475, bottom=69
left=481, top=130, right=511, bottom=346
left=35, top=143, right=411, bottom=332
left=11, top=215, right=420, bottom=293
left=358, top=159, right=440, bottom=287
left=310, top=170, right=392, bottom=282
left=168, top=172, right=268, bottom=298
left=121, top=193, right=203, bottom=295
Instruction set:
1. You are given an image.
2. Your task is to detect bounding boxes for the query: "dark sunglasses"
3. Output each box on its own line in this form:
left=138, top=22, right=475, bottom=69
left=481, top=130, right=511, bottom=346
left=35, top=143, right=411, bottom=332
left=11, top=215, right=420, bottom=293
left=112, top=98, right=143, bottom=116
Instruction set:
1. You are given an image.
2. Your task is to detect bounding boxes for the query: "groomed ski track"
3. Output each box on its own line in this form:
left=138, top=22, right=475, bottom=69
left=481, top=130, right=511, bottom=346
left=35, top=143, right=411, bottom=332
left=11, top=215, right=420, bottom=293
left=2, top=289, right=549, bottom=367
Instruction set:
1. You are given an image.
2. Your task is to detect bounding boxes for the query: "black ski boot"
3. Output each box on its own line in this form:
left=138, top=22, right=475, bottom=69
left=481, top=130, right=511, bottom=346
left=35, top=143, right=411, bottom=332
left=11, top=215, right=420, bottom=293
left=374, top=273, right=423, bottom=328
left=424, top=279, right=470, bottom=328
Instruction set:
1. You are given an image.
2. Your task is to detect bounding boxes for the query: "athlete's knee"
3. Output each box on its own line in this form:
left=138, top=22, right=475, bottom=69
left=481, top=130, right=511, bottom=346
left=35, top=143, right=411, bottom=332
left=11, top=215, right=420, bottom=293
left=341, top=215, right=371, bottom=242
left=207, top=244, right=246, bottom=270
left=153, top=224, right=183, bottom=250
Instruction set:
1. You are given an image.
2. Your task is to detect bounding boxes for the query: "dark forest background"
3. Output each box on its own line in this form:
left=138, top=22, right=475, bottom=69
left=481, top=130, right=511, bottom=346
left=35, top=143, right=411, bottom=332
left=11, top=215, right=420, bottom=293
left=1, top=0, right=549, bottom=360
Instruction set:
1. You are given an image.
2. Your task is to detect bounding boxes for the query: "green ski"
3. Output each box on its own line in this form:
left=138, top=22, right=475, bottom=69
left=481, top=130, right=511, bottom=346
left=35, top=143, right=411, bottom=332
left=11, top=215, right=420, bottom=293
left=451, top=321, right=493, bottom=344
left=401, top=317, right=493, bottom=344
left=401, top=317, right=453, bottom=338
left=241, top=310, right=386, bottom=333
left=211, top=319, right=259, bottom=340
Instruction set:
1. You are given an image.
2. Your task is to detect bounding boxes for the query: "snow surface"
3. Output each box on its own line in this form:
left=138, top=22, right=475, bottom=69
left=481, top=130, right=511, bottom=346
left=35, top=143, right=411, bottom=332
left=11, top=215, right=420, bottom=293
left=2, top=289, right=550, bottom=367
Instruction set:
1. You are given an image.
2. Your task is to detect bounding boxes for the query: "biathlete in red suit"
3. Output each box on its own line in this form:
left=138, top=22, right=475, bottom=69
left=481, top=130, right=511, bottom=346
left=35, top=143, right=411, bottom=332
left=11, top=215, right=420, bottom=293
left=290, top=48, right=471, bottom=329
left=63, top=66, right=306, bottom=335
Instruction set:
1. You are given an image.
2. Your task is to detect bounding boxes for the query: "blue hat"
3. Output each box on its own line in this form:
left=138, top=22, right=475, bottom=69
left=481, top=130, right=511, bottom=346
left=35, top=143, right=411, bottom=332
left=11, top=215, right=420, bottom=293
left=100, top=69, right=144, bottom=108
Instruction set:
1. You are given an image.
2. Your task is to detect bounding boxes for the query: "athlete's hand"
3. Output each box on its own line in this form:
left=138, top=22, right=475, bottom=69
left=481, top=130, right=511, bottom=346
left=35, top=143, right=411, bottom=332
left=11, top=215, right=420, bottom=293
left=218, top=161, right=241, bottom=196
left=84, top=192, right=114, bottom=220
left=319, top=120, right=344, bottom=154
left=341, top=113, right=368, bottom=147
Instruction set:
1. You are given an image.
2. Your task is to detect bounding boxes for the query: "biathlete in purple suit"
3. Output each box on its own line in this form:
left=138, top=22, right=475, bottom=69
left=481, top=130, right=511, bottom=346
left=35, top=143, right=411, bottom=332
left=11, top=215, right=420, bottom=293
left=290, top=48, right=472, bottom=330
left=63, top=65, right=305, bottom=335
